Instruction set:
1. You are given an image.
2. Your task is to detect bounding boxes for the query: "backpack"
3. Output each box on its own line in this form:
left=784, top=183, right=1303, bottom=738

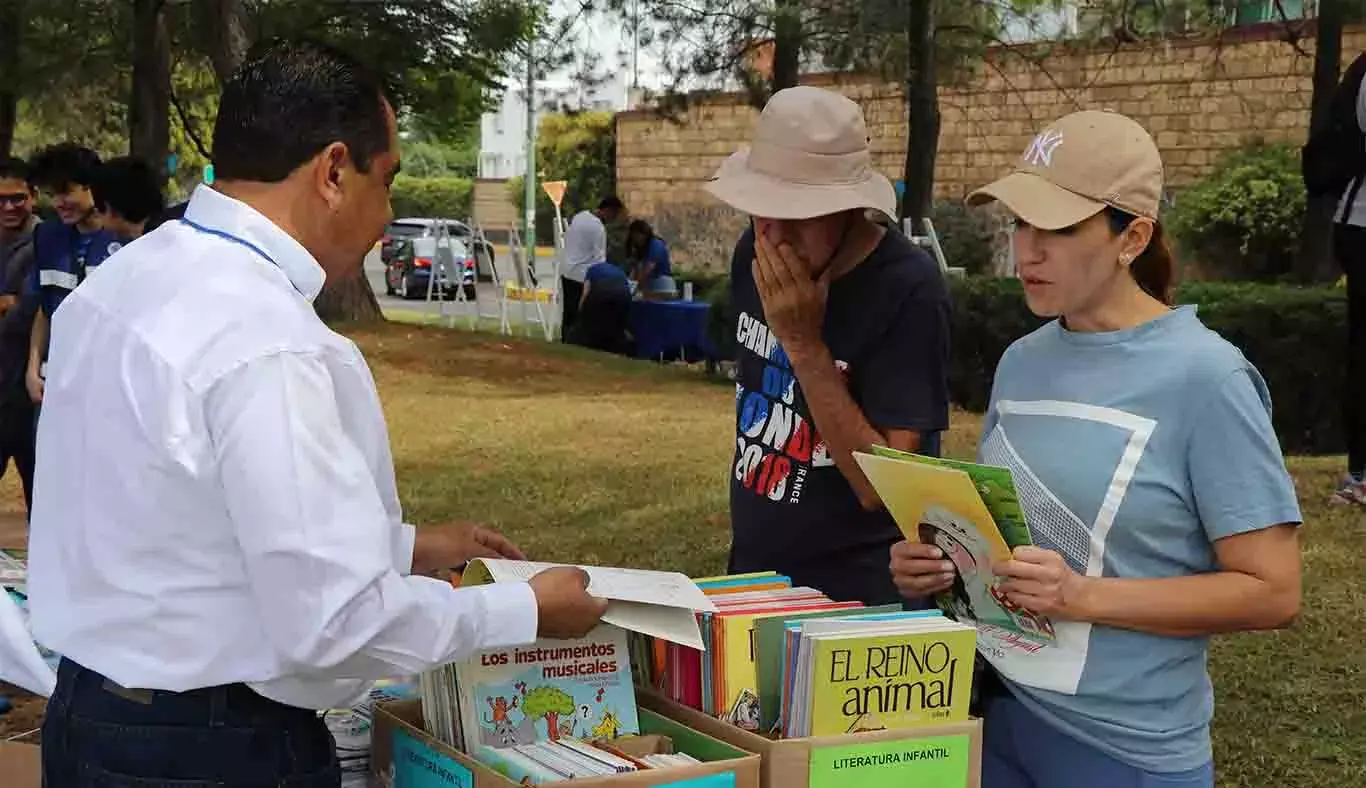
left=1302, top=52, right=1366, bottom=201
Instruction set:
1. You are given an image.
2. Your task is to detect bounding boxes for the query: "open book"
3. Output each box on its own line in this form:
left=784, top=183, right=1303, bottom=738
left=459, top=559, right=718, bottom=651
left=853, top=446, right=1056, bottom=644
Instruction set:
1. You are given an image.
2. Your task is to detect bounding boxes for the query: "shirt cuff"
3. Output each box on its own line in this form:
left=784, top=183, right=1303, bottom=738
left=392, top=522, right=417, bottom=576
left=470, top=581, right=540, bottom=650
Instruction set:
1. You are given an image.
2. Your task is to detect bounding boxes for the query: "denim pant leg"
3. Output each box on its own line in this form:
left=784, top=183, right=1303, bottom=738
left=42, top=657, right=340, bottom=787
left=982, top=692, right=1214, bottom=788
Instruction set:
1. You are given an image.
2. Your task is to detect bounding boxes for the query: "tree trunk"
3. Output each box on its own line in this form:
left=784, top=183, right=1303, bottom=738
left=205, top=0, right=252, bottom=84
left=770, top=0, right=802, bottom=92
left=0, top=0, right=21, bottom=159
left=901, top=0, right=939, bottom=229
left=314, top=268, right=386, bottom=325
left=1295, top=0, right=1345, bottom=284
left=129, top=0, right=172, bottom=176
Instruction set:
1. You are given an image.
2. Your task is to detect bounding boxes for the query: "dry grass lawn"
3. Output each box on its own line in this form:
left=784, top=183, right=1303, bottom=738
left=1, top=319, right=1362, bottom=787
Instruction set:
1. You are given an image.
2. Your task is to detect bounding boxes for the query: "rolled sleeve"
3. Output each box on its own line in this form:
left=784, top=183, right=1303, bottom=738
left=205, top=350, right=540, bottom=680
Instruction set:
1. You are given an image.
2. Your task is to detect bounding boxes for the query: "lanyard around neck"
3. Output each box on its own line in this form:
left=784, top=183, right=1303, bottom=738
left=178, top=217, right=280, bottom=269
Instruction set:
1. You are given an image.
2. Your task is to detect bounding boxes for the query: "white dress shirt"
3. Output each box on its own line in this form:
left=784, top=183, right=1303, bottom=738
left=559, top=210, right=605, bottom=283
left=26, top=184, right=539, bottom=710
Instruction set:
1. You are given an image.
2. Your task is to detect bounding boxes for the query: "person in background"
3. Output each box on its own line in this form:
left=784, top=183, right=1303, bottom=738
left=558, top=195, right=624, bottom=341
left=1327, top=53, right=1366, bottom=506
left=625, top=219, right=676, bottom=298
left=568, top=259, right=633, bottom=355
left=891, top=110, right=1302, bottom=788
left=0, top=157, right=37, bottom=515
left=29, top=38, right=607, bottom=786
left=705, top=86, right=952, bottom=606
left=90, top=155, right=166, bottom=239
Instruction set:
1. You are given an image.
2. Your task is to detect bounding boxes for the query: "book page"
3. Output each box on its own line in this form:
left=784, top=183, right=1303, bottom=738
left=464, top=559, right=717, bottom=613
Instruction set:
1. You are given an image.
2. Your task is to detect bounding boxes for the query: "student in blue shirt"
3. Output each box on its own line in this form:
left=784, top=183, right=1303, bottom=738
left=625, top=219, right=676, bottom=298
left=890, top=110, right=1303, bottom=787
left=567, top=261, right=633, bottom=354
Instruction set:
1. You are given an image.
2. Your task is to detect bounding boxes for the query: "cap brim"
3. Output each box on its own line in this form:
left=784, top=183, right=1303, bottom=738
left=966, top=172, right=1105, bottom=231
left=704, top=150, right=898, bottom=222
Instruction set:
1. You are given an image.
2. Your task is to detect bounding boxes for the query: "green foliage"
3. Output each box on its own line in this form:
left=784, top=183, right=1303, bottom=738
left=929, top=199, right=998, bottom=276
left=390, top=175, right=474, bottom=220
left=509, top=111, right=618, bottom=246
left=1168, top=140, right=1307, bottom=282
left=947, top=276, right=1347, bottom=455
left=400, top=137, right=479, bottom=180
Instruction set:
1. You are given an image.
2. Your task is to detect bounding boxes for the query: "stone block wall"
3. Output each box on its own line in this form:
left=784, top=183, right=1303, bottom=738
left=616, top=23, right=1366, bottom=270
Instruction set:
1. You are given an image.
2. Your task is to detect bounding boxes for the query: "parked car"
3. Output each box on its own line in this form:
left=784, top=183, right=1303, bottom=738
left=384, top=234, right=478, bottom=300
left=380, top=218, right=496, bottom=282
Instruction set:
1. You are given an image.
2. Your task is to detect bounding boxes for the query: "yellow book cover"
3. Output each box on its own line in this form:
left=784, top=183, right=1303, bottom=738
left=853, top=452, right=1057, bottom=643
left=806, top=626, right=976, bottom=736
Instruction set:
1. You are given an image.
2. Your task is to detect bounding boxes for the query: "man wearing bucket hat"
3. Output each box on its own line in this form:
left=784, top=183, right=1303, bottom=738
left=890, top=109, right=1302, bottom=787
left=707, top=85, right=951, bottom=606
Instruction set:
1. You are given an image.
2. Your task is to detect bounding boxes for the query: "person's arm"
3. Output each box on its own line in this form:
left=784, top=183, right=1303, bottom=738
left=204, top=349, right=540, bottom=679
left=754, top=232, right=947, bottom=509
left=997, top=368, right=1304, bottom=637
left=26, top=308, right=47, bottom=402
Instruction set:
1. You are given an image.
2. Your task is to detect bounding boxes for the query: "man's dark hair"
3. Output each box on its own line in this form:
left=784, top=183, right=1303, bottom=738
left=91, top=157, right=166, bottom=224
left=598, top=196, right=625, bottom=212
left=29, top=143, right=102, bottom=193
left=0, top=156, right=30, bottom=184
left=212, top=37, right=394, bottom=183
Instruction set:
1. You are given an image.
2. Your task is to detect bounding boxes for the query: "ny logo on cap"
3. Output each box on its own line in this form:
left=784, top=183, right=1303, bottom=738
left=1023, top=129, right=1064, bottom=167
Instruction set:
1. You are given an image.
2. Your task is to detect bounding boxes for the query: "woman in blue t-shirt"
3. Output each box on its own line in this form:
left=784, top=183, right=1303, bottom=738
left=625, top=219, right=676, bottom=298
left=889, top=110, right=1304, bottom=787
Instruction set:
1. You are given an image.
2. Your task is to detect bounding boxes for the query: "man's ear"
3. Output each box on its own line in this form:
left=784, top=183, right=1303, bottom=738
left=315, top=142, right=350, bottom=209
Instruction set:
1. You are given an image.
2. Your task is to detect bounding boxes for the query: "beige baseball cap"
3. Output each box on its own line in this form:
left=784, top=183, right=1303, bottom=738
left=967, top=109, right=1164, bottom=231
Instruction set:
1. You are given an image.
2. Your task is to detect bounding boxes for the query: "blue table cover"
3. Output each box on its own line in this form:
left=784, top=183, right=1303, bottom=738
left=630, top=299, right=718, bottom=362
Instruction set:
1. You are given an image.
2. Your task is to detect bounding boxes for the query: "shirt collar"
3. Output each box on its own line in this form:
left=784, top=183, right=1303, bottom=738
left=182, top=184, right=326, bottom=302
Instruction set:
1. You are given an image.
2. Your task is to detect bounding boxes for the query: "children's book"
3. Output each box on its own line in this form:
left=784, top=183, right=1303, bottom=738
left=455, top=623, right=641, bottom=750
left=787, top=616, right=976, bottom=737
left=854, top=449, right=1057, bottom=644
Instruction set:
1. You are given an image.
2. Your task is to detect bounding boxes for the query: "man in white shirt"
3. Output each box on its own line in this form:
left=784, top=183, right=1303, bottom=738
left=558, top=195, right=624, bottom=341
left=28, top=39, right=608, bottom=786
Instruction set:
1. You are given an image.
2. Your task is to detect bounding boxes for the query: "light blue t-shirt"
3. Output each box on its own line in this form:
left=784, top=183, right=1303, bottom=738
left=976, top=305, right=1302, bottom=773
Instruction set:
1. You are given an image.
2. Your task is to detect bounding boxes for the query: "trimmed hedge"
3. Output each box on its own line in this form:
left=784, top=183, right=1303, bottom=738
left=390, top=175, right=473, bottom=220
left=950, top=277, right=1348, bottom=455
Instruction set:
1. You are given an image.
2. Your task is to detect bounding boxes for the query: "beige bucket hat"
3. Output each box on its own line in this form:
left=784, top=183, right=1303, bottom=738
left=967, top=109, right=1164, bottom=230
left=705, top=86, right=898, bottom=221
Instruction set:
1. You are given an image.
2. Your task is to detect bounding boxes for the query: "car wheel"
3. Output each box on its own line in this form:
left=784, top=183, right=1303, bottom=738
left=463, top=284, right=477, bottom=300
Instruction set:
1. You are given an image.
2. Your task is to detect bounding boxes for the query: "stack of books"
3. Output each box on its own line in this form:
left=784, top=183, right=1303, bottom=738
left=777, top=610, right=975, bottom=737
left=420, top=622, right=641, bottom=753
left=474, top=737, right=700, bottom=783
left=636, top=573, right=978, bottom=739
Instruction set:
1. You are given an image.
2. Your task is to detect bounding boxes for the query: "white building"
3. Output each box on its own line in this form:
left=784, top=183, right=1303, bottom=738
left=477, top=69, right=629, bottom=180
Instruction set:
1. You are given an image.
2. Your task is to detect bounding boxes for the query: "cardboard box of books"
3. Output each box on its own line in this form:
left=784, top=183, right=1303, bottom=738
left=633, top=567, right=995, bottom=788
left=371, top=558, right=759, bottom=786
left=370, top=697, right=761, bottom=788
left=632, top=446, right=1068, bottom=788
left=638, top=691, right=981, bottom=788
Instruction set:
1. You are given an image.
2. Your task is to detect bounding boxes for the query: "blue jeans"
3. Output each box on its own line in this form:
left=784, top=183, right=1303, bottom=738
left=983, top=692, right=1214, bottom=788
left=42, top=658, right=340, bottom=787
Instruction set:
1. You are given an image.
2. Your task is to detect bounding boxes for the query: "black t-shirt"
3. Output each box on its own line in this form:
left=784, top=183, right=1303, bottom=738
left=726, top=223, right=951, bottom=604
